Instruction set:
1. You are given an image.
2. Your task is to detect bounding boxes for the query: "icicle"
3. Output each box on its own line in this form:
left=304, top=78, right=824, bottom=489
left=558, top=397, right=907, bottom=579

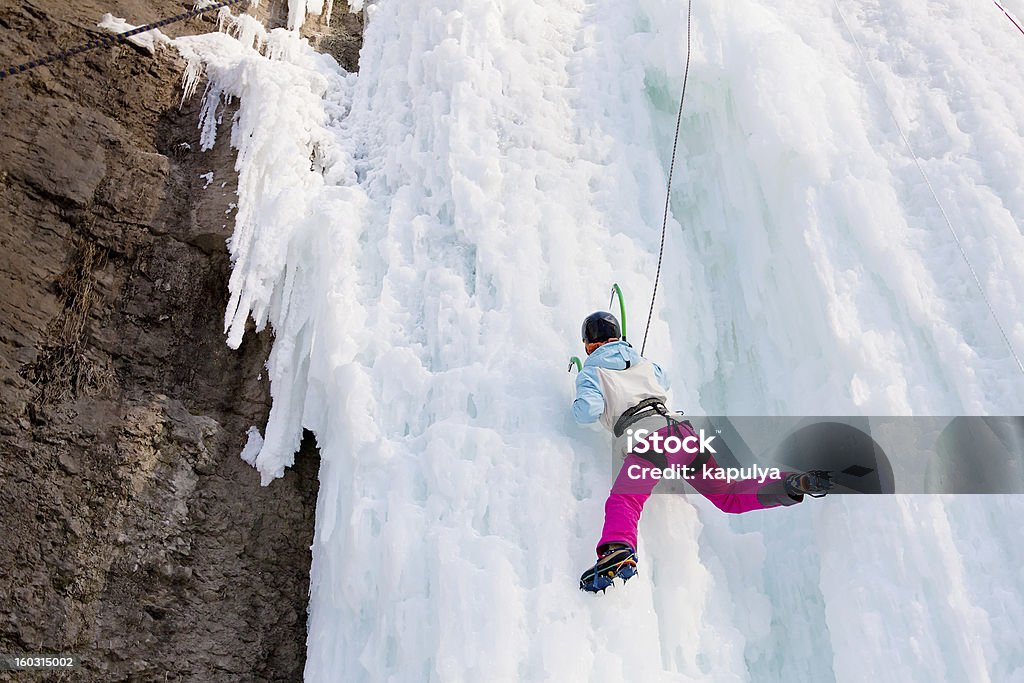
left=287, top=0, right=306, bottom=31
left=230, top=13, right=270, bottom=52
left=179, top=58, right=204, bottom=107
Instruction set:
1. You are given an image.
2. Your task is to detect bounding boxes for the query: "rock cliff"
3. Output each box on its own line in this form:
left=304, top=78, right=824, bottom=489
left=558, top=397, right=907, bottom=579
left=0, top=2, right=360, bottom=679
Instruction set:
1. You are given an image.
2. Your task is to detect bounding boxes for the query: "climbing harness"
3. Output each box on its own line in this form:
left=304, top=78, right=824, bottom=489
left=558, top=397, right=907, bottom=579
left=640, top=0, right=694, bottom=356
left=614, top=398, right=710, bottom=472
left=0, top=0, right=250, bottom=81
left=833, top=0, right=1024, bottom=377
left=613, top=397, right=676, bottom=438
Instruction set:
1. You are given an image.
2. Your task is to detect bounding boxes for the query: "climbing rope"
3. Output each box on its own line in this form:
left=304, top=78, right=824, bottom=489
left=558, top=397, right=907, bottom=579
left=833, top=0, right=1024, bottom=377
left=641, top=0, right=694, bottom=356
left=994, top=1, right=1024, bottom=37
left=0, top=0, right=249, bottom=81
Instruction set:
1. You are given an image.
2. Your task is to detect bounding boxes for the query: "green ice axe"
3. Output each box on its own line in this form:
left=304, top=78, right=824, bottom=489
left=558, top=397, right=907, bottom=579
left=609, top=283, right=627, bottom=340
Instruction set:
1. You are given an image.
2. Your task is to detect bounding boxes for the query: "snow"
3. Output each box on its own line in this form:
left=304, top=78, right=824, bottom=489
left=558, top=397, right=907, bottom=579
left=97, top=13, right=171, bottom=54
left=173, top=1, right=1024, bottom=681
left=239, top=426, right=264, bottom=466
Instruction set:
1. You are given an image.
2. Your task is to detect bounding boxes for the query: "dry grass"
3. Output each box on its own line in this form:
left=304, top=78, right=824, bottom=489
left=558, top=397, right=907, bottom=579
left=20, top=239, right=114, bottom=404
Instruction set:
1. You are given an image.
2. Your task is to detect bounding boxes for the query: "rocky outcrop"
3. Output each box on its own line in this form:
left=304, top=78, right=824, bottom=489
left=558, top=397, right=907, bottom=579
left=0, top=2, right=358, bottom=680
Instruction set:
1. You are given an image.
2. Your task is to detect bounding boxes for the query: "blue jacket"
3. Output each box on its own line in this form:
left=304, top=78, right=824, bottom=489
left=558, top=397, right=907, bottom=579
left=572, top=341, right=669, bottom=425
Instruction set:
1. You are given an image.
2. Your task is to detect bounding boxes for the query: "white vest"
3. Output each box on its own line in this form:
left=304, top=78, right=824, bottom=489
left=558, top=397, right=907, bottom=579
left=594, top=360, right=669, bottom=434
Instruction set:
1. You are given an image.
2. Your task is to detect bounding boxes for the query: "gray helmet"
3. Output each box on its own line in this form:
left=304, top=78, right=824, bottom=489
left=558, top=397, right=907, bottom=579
left=581, top=311, right=621, bottom=344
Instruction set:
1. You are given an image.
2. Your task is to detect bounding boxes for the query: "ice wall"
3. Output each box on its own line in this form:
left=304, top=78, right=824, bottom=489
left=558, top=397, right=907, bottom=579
left=175, top=1, right=1024, bottom=680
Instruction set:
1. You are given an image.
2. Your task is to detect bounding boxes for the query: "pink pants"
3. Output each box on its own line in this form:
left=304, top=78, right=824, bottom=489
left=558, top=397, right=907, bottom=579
left=597, top=420, right=800, bottom=553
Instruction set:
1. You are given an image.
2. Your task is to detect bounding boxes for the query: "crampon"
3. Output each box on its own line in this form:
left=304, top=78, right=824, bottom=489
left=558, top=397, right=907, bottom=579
left=579, top=544, right=638, bottom=593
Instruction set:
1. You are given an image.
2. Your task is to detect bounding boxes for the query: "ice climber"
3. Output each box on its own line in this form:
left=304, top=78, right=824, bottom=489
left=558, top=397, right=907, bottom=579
left=573, top=311, right=834, bottom=593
